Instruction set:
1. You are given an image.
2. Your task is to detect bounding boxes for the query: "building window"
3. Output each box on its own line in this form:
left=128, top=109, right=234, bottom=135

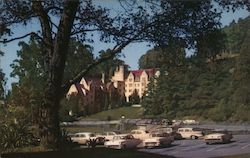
left=129, top=83, right=132, bottom=87
left=129, top=78, right=132, bottom=82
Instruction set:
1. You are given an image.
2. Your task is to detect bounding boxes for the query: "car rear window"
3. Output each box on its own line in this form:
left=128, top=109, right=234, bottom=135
left=89, top=133, right=95, bottom=137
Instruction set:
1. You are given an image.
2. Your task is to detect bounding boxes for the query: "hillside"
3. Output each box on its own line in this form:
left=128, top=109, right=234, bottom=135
left=82, top=106, right=144, bottom=120
left=141, top=16, right=250, bottom=122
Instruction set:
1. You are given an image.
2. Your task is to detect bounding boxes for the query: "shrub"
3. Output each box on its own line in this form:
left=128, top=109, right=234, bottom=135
left=0, top=122, right=39, bottom=153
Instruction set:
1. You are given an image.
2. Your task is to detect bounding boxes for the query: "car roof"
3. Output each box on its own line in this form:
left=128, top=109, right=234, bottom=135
left=178, top=127, right=193, bottom=129
left=75, top=132, right=94, bottom=135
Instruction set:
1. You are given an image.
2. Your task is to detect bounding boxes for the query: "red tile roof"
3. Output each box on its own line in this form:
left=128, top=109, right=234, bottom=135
left=85, top=77, right=103, bottom=87
left=131, top=70, right=144, bottom=77
left=130, top=68, right=157, bottom=78
left=74, top=83, right=87, bottom=96
left=145, top=68, right=157, bottom=78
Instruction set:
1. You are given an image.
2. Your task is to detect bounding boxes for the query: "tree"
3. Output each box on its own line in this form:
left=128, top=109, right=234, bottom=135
left=139, top=45, right=185, bottom=69
left=0, top=51, right=6, bottom=100
left=224, top=16, right=250, bottom=54
left=1, top=0, right=247, bottom=149
left=95, top=49, right=124, bottom=81
left=9, top=38, right=94, bottom=123
left=196, top=29, right=227, bottom=60
left=231, top=21, right=250, bottom=114
left=129, top=89, right=140, bottom=104
left=142, top=77, right=165, bottom=116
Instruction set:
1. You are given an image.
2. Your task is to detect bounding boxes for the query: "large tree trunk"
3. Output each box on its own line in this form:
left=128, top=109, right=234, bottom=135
left=38, top=0, right=79, bottom=149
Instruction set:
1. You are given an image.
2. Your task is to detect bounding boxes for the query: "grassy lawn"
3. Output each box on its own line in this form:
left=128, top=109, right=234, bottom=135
left=63, top=123, right=136, bottom=134
left=82, top=106, right=145, bottom=120
left=62, top=107, right=145, bottom=134
left=1, top=148, right=174, bottom=158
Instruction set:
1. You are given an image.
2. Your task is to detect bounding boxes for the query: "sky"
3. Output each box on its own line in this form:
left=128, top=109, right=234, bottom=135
left=0, top=2, right=249, bottom=90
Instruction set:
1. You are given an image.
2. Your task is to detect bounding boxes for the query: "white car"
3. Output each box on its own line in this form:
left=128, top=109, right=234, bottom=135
left=204, top=130, right=233, bottom=144
left=70, top=132, right=105, bottom=145
left=151, top=127, right=173, bottom=134
left=97, top=132, right=118, bottom=141
left=142, top=133, right=173, bottom=148
left=151, top=127, right=183, bottom=140
left=177, top=128, right=203, bottom=139
left=130, top=129, right=150, bottom=140
left=183, top=119, right=199, bottom=125
left=104, top=134, right=142, bottom=149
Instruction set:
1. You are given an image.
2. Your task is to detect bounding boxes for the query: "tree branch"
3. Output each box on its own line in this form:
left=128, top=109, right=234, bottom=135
left=71, top=28, right=101, bottom=36
left=61, top=39, right=132, bottom=95
left=32, top=1, right=54, bottom=75
left=49, top=19, right=59, bottom=31
left=0, top=32, right=42, bottom=43
left=45, top=6, right=63, bottom=13
left=60, top=17, right=157, bottom=95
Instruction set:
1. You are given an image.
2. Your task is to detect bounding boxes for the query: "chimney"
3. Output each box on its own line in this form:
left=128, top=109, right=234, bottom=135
left=119, top=65, right=124, bottom=81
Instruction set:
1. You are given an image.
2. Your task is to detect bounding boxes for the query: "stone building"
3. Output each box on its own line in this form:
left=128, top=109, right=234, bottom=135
left=111, top=65, right=160, bottom=102
left=66, top=65, right=159, bottom=114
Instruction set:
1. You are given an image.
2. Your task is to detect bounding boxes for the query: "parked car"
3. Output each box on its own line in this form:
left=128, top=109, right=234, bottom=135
left=97, top=131, right=118, bottom=141
left=151, top=127, right=182, bottom=140
left=183, top=119, right=199, bottom=125
left=172, top=120, right=183, bottom=126
left=130, top=129, right=150, bottom=140
left=152, top=127, right=173, bottom=133
left=169, top=131, right=183, bottom=140
left=142, top=133, right=173, bottom=148
left=204, top=130, right=233, bottom=144
left=104, top=134, right=142, bottom=149
left=177, top=127, right=203, bottom=139
left=70, top=132, right=105, bottom=145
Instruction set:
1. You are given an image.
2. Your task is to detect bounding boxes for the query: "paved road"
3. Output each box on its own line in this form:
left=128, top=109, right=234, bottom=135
left=139, top=135, right=250, bottom=158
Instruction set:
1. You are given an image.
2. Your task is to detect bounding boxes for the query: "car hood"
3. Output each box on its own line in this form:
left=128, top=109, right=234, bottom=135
left=205, top=133, right=225, bottom=138
left=105, top=140, right=124, bottom=145
left=144, top=137, right=168, bottom=142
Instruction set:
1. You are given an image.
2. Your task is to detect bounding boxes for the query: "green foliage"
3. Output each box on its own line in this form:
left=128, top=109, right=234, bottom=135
left=0, top=122, right=38, bottom=153
left=223, top=17, right=250, bottom=54
left=142, top=57, right=237, bottom=121
left=1, top=0, right=248, bottom=149
left=9, top=38, right=95, bottom=120
left=142, top=16, right=250, bottom=122
left=0, top=105, right=39, bottom=153
left=63, top=41, right=94, bottom=83
left=230, top=17, right=250, bottom=118
left=129, top=89, right=140, bottom=105
left=0, top=51, right=6, bottom=100
left=139, top=45, right=185, bottom=69
left=94, top=49, right=124, bottom=81
left=196, top=29, right=227, bottom=59
left=60, top=96, right=81, bottom=122
left=84, top=106, right=144, bottom=120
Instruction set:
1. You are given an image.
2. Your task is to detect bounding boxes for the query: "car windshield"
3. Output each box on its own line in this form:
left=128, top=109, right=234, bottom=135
left=113, top=136, right=123, bottom=140
left=89, top=133, right=95, bottom=137
left=124, top=135, right=134, bottom=139
left=151, top=133, right=167, bottom=137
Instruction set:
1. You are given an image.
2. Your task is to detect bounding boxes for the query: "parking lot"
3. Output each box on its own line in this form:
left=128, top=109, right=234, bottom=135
left=140, top=135, right=250, bottom=158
